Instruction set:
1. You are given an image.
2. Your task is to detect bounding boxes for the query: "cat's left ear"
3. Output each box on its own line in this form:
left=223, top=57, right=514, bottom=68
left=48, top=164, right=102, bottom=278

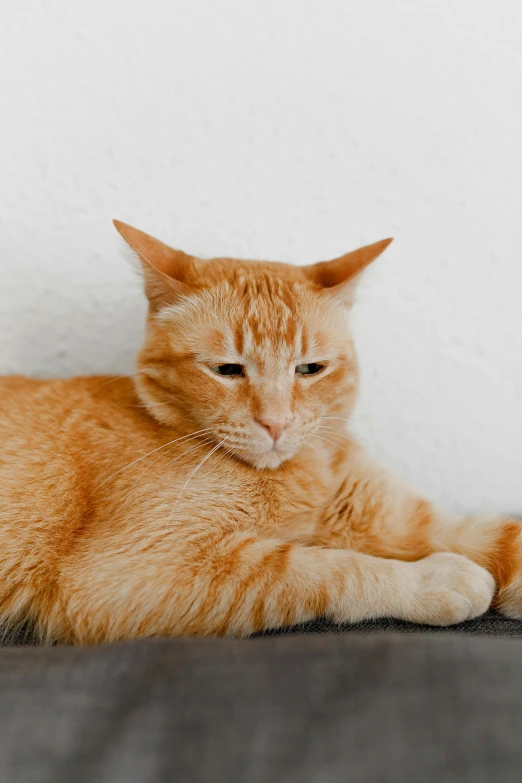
left=305, top=238, right=393, bottom=306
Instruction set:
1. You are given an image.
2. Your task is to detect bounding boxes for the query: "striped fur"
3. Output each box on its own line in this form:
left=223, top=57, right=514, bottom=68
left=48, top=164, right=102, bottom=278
left=0, top=223, right=517, bottom=643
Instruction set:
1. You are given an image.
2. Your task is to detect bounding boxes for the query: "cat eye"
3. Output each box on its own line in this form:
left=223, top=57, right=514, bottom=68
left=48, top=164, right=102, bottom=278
left=295, top=363, right=326, bottom=376
left=211, top=363, right=245, bottom=377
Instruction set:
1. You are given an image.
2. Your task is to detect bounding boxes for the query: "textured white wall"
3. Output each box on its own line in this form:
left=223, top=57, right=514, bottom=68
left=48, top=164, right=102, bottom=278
left=1, top=0, right=522, bottom=513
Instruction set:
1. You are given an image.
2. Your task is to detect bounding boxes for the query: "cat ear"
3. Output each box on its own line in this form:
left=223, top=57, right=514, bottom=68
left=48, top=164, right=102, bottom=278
left=305, top=238, right=393, bottom=306
left=113, top=220, right=196, bottom=308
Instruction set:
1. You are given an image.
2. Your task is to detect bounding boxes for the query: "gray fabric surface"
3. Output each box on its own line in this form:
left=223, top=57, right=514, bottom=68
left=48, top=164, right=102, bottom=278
left=2, top=610, right=522, bottom=646
left=263, top=610, right=522, bottom=637
left=0, top=633, right=521, bottom=782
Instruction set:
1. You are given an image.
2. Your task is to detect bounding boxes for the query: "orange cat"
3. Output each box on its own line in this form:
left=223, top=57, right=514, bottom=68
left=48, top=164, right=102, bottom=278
left=0, top=221, right=520, bottom=644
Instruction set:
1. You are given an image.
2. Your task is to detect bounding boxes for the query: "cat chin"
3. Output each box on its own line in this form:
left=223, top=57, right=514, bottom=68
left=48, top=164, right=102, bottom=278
left=254, top=451, right=289, bottom=470
left=230, top=447, right=294, bottom=471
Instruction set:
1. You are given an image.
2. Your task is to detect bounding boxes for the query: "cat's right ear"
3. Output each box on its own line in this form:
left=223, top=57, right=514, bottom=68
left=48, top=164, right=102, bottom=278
left=304, top=238, right=393, bottom=307
left=113, top=220, right=195, bottom=309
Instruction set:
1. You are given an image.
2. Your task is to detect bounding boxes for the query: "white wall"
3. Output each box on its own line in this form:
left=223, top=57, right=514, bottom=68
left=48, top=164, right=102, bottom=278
left=1, top=0, right=522, bottom=513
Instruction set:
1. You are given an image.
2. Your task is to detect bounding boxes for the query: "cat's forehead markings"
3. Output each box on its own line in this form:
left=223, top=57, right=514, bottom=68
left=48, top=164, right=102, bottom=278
left=158, top=273, right=314, bottom=360
left=237, top=313, right=303, bottom=363
left=235, top=277, right=305, bottom=360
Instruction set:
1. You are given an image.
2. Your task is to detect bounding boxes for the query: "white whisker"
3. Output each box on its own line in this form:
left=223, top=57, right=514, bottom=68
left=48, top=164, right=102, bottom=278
left=119, top=435, right=216, bottom=512
left=321, top=413, right=371, bottom=425
left=301, top=439, right=324, bottom=472
left=159, top=444, right=236, bottom=537
left=139, top=397, right=179, bottom=408
left=312, top=432, right=353, bottom=455
left=165, top=435, right=232, bottom=526
left=123, top=399, right=175, bottom=409
left=91, top=374, right=133, bottom=392
left=102, top=428, right=214, bottom=484
left=91, top=370, right=148, bottom=394
left=303, top=440, right=320, bottom=453
left=317, top=425, right=350, bottom=437
left=318, top=421, right=374, bottom=449
left=320, top=416, right=351, bottom=425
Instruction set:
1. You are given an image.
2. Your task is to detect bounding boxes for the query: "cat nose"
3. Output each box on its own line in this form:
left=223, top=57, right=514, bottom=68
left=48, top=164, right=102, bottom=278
left=255, top=414, right=293, bottom=443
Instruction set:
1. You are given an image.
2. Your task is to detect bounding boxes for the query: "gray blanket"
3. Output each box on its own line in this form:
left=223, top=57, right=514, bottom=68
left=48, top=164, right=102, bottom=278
left=0, top=632, right=521, bottom=782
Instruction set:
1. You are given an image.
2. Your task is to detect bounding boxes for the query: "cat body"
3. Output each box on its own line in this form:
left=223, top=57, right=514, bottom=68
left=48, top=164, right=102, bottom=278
left=0, top=223, right=520, bottom=643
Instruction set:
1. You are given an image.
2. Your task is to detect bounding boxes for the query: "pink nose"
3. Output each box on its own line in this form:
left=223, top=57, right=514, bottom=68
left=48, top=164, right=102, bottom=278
left=256, top=415, right=293, bottom=443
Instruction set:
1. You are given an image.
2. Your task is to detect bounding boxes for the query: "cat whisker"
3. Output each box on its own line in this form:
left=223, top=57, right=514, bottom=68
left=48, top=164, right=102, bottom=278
left=213, top=433, right=252, bottom=448
left=312, top=432, right=354, bottom=455
left=90, top=374, right=132, bottom=392
left=221, top=440, right=249, bottom=449
left=321, top=413, right=372, bottom=425
left=160, top=443, right=237, bottom=537
left=165, top=435, right=232, bottom=527
left=102, top=428, right=214, bottom=484
left=91, top=370, right=146, bottom=394
left=165, top=437, right=216, bottom=463
left=318, top=422, right=374, bottom=450
left=303, top=439, right=320, bottom=452
left=320, top=416, right=351, bottom=425
left=122, top=399, right=174, bottom=409
left=316, top=425, right=351, bottom=438
left=316, top=426, right=359, bottom=448
left=119, top=435, right=216, bottom=513
left=300, top=440, right=324, bottom=473
left=220, top=444, right=244, bottom=461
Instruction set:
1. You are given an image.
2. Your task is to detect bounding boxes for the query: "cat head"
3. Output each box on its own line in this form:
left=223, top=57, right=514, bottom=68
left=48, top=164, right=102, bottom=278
left=114, top=221, right=392, bottom=469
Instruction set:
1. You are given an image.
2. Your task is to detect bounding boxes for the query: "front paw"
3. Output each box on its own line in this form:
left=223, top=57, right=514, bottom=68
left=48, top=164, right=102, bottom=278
left=403, top=552, right=495, bottom=626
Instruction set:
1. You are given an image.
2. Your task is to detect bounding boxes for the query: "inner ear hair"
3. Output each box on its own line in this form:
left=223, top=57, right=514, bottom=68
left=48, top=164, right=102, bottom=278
left=306, top=238, right=393, bottom=290
left=303, top=238, right=393, bottom=307
left=113, top=219, right=195, bottom=307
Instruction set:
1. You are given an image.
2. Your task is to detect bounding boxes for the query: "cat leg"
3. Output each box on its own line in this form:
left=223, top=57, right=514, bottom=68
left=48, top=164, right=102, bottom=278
left=318, top=444, right=522, bottom=619
left=53, top=535, right=494, bottom=642
left=427, top=513, right=522, bottom=619
left=380, top=509, right=522, bottom=619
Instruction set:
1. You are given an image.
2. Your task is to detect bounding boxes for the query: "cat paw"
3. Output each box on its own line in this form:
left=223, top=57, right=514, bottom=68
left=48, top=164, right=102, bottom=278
left=403, top=552, right=495, bottom=626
